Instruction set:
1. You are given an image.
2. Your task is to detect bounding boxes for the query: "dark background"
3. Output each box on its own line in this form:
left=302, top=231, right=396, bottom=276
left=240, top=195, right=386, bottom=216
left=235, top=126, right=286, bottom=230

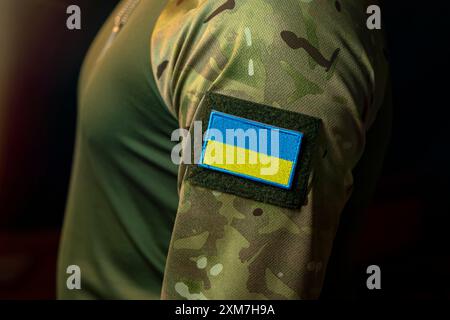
left=0, top=0, right=449, bottom=299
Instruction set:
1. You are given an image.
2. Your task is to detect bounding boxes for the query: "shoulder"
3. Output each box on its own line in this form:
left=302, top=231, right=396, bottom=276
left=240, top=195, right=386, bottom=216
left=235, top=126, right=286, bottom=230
left=151, top=0, right=388, bottom=128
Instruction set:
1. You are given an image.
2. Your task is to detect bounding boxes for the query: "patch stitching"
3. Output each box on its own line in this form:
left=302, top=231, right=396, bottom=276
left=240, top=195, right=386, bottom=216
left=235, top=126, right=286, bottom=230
left=187, top=92, right=321, bottom=209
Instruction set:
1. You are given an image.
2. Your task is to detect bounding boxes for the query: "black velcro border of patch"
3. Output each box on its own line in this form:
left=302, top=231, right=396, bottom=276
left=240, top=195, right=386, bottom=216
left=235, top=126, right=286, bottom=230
left=187, top=92, right=322, bottom=209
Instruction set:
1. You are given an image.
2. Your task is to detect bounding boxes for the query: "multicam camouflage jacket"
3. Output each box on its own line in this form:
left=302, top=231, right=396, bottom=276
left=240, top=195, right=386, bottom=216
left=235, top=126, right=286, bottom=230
left=151, top=0, right=390, bottom=299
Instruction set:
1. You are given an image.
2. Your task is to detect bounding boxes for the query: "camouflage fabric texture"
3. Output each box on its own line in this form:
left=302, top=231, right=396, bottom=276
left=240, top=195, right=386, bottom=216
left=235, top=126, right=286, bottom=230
left=151, top=0, right=389, bottom=299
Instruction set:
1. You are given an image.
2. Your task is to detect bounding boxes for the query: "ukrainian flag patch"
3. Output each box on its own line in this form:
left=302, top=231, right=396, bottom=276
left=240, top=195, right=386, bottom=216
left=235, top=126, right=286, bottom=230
left=199, top=111, right=303, bottom=189
left=187, top=92, right=321, bottom=209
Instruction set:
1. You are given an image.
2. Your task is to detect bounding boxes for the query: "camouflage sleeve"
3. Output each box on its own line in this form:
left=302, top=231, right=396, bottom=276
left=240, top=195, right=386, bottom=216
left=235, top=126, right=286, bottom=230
left=151, top=0, right=390, bottom=299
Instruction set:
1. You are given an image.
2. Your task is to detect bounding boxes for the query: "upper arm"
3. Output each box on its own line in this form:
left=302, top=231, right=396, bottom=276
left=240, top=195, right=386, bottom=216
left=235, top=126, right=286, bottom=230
left=151, top=0, right=390, bottom=299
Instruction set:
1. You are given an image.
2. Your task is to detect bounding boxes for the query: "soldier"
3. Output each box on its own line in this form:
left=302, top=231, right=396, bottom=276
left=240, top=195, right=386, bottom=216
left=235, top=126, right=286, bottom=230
left=58, top=0, right=391, bottom=300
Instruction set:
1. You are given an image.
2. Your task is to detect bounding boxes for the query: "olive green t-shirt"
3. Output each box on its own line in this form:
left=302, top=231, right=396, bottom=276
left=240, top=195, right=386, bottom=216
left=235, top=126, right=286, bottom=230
left=57, top=0, right=176, bottom=299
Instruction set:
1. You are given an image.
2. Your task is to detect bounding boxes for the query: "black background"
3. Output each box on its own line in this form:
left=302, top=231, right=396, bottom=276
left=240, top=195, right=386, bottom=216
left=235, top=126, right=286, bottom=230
left=0, top=0, right=449, bottom=299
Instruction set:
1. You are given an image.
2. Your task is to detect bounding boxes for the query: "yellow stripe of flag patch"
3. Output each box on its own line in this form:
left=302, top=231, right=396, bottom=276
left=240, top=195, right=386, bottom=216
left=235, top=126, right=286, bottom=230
left=202, top=140, right=294, bottom=187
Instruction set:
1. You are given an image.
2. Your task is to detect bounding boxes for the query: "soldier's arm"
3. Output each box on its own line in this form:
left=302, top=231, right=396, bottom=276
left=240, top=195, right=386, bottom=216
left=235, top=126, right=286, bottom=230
left=151, top=0, right=389, bottom=299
